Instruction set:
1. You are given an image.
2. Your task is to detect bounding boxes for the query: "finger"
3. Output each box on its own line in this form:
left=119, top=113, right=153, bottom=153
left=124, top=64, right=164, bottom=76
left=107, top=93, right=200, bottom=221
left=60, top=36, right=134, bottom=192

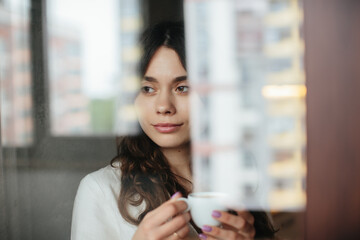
left=198, top=233, right=217, bottom=240
left=169, top=192, right=190, bottom=213
left=222, top=210, right=255, bottom=226
left=235, top=210, right=255, bottom=225
left=169, top=191, right=182, bottom=201
left=212, top=211, right=255, bottom=237
left=201, top=225, right=243, bottom=240
left=200, top=233, right=252, bottom=240
left=145, top=192, right=183, bottom=219
left=146, top=203, right=188, bottom=233
left=172, top=222, right=190, bottom=239
left=168, top=232, right=183, bottom=240
left=157, top=212, right=191, bottom=239
left=146, top=194, right=187, bottom=226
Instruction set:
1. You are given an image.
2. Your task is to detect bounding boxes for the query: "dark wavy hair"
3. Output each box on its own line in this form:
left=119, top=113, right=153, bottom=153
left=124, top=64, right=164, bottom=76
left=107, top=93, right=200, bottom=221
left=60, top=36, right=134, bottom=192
left=111, top=21, right=276, bottom=238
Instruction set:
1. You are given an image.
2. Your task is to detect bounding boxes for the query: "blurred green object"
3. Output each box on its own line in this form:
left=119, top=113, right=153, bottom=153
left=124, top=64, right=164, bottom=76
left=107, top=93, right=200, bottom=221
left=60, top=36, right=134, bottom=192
left=90, top=98, right=115, bottom=134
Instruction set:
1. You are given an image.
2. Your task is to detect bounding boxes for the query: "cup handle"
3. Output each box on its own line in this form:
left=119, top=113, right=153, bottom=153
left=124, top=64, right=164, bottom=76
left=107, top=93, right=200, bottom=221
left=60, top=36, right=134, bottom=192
left=177, top=197, right=190, bottom=212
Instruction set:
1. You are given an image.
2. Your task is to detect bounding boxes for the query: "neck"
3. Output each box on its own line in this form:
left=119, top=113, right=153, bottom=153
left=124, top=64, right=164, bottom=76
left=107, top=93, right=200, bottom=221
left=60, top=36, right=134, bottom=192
left=161, top=143, right=192, bottom=182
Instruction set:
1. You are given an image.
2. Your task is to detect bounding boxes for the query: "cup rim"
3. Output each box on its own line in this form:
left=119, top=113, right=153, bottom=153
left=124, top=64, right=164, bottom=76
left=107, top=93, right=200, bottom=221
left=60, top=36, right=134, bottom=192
left=189, top=191, right=228, bottom=198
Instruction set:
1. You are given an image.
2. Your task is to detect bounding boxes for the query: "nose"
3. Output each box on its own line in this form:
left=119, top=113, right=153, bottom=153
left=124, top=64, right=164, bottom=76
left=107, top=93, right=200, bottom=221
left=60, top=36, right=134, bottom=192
left=156, top=91, right=176, bottom=115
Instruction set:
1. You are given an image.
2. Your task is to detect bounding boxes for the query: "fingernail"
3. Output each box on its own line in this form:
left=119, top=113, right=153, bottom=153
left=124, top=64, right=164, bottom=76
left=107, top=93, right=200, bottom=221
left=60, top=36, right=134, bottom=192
left=212, top=210, right=221, bottom=218
left=202, top=225, right=212, bottom=232
left=171, top=192, right=180, bottom=199
left=199, top=233, right=207, bottom=239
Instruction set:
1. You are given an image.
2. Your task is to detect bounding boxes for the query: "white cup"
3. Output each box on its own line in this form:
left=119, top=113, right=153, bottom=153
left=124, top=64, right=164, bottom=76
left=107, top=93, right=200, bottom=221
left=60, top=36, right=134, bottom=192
left=178, top=192, right=229, bottom=228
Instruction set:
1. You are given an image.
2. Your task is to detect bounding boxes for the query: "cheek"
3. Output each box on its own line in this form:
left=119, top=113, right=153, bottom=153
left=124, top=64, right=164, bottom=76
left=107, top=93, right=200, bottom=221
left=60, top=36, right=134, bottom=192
left=178, top=99, right=190, bottom=121
left=135, top=96, right=152, bottom=123
left=134, top=97, right=145, bottom=121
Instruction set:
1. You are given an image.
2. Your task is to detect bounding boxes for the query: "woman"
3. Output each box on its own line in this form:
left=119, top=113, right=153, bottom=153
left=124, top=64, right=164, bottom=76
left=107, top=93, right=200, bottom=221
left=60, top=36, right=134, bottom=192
left=71, top=21, right=276, bottom=240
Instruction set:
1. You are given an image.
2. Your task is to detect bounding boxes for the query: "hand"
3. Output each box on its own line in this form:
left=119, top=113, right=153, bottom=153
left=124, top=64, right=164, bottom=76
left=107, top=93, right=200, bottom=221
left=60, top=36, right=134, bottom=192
left=199, top=210, right=255, bottom=240
left=132, top=192, right=191, bottom=240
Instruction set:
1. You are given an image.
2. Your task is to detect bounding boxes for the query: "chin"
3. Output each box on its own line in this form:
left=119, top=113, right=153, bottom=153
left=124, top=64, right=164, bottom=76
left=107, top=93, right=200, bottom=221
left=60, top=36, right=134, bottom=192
left=152, top=137, right=190, bottom=150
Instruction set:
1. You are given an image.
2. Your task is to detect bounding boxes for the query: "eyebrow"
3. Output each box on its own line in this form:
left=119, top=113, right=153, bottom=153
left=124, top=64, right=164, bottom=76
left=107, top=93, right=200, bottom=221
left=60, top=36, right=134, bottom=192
left=143, top=75, right=188, bottom=83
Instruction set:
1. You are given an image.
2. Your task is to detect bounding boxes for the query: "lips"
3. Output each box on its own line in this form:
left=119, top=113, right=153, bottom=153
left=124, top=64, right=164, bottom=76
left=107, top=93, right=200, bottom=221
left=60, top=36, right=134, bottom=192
left=153, top=123, right=183, bottom=133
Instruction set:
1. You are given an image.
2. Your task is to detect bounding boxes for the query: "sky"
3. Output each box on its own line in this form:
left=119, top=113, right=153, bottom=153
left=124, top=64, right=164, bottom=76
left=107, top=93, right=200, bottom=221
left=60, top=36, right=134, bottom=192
left=48, top=0, right=122, bottom=99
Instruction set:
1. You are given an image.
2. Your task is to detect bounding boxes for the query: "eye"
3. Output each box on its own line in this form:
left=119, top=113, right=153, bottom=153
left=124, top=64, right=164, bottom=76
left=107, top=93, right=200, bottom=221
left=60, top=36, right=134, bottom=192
left=141, top=86, right=155, bottom=94
left=176, top=86, right=189, bottom=93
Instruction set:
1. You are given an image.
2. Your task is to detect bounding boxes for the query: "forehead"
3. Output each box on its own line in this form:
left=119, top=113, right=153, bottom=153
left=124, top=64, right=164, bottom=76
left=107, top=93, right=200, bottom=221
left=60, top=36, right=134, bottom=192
left=144, top=46, right=186, bottom=77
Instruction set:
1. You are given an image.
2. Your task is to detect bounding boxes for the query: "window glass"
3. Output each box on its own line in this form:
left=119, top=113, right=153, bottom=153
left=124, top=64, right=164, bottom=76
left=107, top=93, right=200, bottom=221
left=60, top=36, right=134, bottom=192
left=0, top=0, right=306, bottom=239
left=185, top=0, right=306, bottom=211
left=0, top=0, right=32, bottom=147
left=47, top=0, right=142, bottom=136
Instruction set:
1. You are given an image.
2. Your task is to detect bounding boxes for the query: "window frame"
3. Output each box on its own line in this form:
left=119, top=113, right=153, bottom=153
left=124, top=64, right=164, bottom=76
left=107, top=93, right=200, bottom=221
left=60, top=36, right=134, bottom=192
left=1, top=0, right=117, bottom=170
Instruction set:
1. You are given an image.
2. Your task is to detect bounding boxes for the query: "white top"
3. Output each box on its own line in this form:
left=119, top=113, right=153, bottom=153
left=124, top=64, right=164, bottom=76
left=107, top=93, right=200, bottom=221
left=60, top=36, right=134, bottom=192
left=71, top=164, right=199, bottom=240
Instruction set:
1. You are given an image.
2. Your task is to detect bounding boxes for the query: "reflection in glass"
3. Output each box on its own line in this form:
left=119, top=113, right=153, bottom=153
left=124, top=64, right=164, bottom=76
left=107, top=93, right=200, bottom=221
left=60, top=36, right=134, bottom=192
left=47, top=0, right=142, bottom=136
left=186, top=0, right=306, bottom=211
left=0, top=0, right=33, bottom=147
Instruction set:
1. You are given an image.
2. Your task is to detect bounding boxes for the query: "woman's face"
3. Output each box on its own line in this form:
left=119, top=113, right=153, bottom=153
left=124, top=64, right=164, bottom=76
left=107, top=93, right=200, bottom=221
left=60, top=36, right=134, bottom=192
left=135, top=46, right=190, bottom=150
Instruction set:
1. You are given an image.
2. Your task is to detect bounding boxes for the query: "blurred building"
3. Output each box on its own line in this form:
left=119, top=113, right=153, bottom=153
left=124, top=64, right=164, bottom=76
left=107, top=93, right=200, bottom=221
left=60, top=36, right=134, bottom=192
left=115, top=0, right=143, bottom=135
left=235, top=0, right=268, bottom=199
left=47, top=25, right=91, bottom=135
left=45, top=0, right=144, bottom=136
left=263, top=0, right=306, bottom=210
left=186, top=0, right=306, bottom=212
left=0, top=2, right=33, bottom=146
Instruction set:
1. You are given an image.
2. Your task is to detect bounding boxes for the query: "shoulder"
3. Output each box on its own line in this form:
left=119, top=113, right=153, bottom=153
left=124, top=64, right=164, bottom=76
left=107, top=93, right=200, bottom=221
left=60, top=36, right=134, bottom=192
left=72, top=164, right=139, bottom=239
left=78, top=164, right=122, bottom=200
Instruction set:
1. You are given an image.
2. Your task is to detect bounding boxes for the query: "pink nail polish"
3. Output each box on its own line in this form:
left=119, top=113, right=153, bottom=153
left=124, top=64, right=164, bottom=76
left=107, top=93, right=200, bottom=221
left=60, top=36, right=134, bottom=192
left=212, top=210, right=221, bottom=218
left=202, top=225, right=212, bottom=232
left=171, top=191, right=180, bottom=199
left=199, top=233, right=207, bottom=239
